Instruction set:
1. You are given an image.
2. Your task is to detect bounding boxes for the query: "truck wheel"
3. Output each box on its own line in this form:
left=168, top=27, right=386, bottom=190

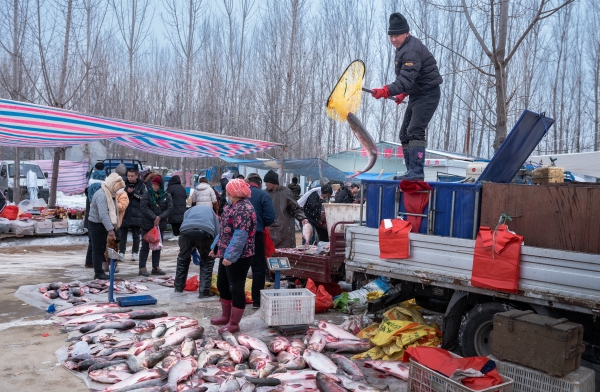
left=458, top=302, right=511, bottom=357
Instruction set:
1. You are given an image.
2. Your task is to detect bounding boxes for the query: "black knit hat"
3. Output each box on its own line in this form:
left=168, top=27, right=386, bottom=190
left=264, top=170, right=279, bottom=185
left=388, top=12, right=409, bottom=35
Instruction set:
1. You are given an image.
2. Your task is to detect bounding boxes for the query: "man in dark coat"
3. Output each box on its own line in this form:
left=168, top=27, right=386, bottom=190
left=166, top=175, right=187, bottom=239
left=371, top=12, right=442, bottom=181
left=119, top=167, right=146, bottom=261
left=303, top=184, right=333, bottom=243
left=139, top=175, right=173, bottom=276
left=334, top=183, right=360, bottom=204
left=247, top=173, right=276, bottom=308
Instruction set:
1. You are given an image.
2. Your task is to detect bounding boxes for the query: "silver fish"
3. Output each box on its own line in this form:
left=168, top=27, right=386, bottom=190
left=143, top=348, right=172, bottom=368
left=95, top=368, right=167, bottom=392
left=324, top=340, right=373, bottom=353
left=302, top=349, right=338, bottom=374
left=268, top=336, right=290, bottom=353
left=282, top=356, right=306, bottom=370
left=267, top=370, right=319, bottom=382
left=229, top=344, right=250, bottom=364
left=318, top=321, right=361, bottom=341
left=316, top=372, right=346, bottom=392
left=221, top=331, right=238, bottom=346
left=237, top=334, right=270, bottom=354
left=330, top=354, right=365, bottom=380
left=163, top=357, right=198, bottom=392
left=347, top=112, right=378, bottom=178
left=161, top=327, right=204, bottom=348
left=307, top=330, right=326, bottom=352
left=181, top=337, right=196, bottom=357
left=164, top=325, right=180, bottom=337
left=338, top=375, right=381, bottom=392
left=151, top=323, right=167, bottom=339
left=218, top=376, right=240, bottom=392
left=55, top=302, right=124, bottom=318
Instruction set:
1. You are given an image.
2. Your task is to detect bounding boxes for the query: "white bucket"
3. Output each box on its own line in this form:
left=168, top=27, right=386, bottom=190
left=323, top=203, right=362, bottom=234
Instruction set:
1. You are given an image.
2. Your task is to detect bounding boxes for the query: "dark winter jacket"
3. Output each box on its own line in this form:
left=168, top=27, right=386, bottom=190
left=121, top=178, right=146, bottom=228
left=334, top=186, right=355, bottom=204
left=387, top=36, right=442, bottom=97
left=218, top=178, right=229, bottom=216
left=166, top=175, right=187, bottom=224
left=287, top=183, right=301, bottom=200
left=0, top=190, right=6, bottom=213
left=140, top=188, right=173, bottom=231
left=304, top=191, right=325, bottom=229
left=248, top=183, right=276, bottom=232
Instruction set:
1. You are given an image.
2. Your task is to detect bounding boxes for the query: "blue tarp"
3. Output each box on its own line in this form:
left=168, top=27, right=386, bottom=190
left=221, top=157, right=349, bottom=180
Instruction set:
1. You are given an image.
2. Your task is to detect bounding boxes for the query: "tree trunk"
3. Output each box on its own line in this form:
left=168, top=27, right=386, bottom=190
left=493, top=65, right=508, bottom=151
left=12, top=148, right=21, bottom=204
left=48, top=148, right=64, bottom=207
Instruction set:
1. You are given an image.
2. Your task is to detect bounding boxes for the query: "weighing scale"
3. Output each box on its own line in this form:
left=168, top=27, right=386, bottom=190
left=106, top=248, right=157, bottom=307
left=266, top=257, right=309, bottom=335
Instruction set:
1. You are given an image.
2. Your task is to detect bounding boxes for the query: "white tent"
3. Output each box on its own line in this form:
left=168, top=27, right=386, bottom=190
left=529, top=151, right=600, bottom=180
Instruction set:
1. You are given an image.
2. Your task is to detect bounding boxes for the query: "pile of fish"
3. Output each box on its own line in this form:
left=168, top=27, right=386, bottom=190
left=39, top=280, right=149, bottom=305
left=55, top=303, right=408, bottom=391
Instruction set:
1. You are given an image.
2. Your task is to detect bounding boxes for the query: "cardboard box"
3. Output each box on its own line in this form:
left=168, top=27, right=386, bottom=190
left=34, top=220, right=53, bottom=234
left=53, top=220, right=68, bottom=234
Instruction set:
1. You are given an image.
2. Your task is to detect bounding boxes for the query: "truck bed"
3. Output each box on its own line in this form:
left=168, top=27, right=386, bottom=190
left=345, top=226, right=600, bottom=315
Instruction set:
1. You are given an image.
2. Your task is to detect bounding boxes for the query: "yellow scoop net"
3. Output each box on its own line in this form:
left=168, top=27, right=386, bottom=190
left=326, top=60, right=366, bottom=122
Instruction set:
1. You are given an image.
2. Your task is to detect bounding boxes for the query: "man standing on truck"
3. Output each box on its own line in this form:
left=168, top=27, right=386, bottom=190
left=247, top=173, right=276, bottom=309
left=263, top=170, right=308, bottom=249
left=119, top=167, right=146, bottom=262
left=370, top=12, right=442, bottom=181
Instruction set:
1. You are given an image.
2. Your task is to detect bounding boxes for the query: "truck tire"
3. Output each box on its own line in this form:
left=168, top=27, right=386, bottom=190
left=458, top=302, right=511, bottom=357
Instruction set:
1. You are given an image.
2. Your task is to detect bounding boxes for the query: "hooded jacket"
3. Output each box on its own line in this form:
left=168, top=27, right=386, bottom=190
left=191, top=182, right=217, bottom=208
left=140, top=187, right=173, bottom=231
left=166, top=175, right=187, bottom=224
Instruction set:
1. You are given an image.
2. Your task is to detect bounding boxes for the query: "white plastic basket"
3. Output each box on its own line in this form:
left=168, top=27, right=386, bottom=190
left=260, top=288, right=315, bottom=326
left=490, top=356, right=595, bottom=392
left=408, top=359, right=514, bottom=392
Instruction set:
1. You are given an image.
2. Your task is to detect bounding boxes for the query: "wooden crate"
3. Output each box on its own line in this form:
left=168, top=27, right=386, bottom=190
left=531, top=166, right=564, bottom=184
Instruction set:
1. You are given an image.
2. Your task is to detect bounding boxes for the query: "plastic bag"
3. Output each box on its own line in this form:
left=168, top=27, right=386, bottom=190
left=263, top=227, right=275, bottom=258
left=9, top=219, right=35, bottom=235
left=33, top=198, right=47, bottom=208
left=184, top=275, right=199, bottom=292
left=149, top=228, right=163, bottom=251
left=306, top=278, right=333, bottom=313
left=18, top=199, right=34, bottom=211
left=143, top=226, right=161, bottom=244
left=72, top=341, right=91, bottom=356
left=0, top=205, right=18, bottom=220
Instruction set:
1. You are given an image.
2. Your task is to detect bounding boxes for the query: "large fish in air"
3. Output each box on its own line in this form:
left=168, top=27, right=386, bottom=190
left=347, top=112, right=378, bottom=178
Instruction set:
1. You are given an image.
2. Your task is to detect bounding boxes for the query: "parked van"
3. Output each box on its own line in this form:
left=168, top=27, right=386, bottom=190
left=0, top=160, right=50, bottom=202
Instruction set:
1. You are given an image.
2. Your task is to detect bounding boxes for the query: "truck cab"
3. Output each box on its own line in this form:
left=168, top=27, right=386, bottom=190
left=197, top=165, right=239, bottom=191
left=86, top=159, right=144, bottom=186
left=0, top=160, right=50, bottom=202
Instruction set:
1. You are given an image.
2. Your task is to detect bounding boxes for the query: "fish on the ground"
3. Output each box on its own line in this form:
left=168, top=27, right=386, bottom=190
left=316, top=372, right=346, bottom=392
left=302, top=349, right=339, bottom=374
left=88, top=360, right=127, bottom=372
left=92, top=369, right=167, bottom=392
left=307, top=330, right=326, bottom=352
left=330, top=354, right=365, bottom=380
left=237, top=334, right=270, bottom=354
left=268, top=336, right=290, bottom=353
left=161, top=326, right=204, bottom=348
left=218, top=376, right=240, bottom=392
left=162, top=356, right=197, bottom=392
left=63, top=312, right=131, bottom=326
left=221, top=331, right=238, bottom=346
left=181, top=338, right=196, bottom=357
left=229, top=344, right=250, bottom=364
left=128, top=309, right=168, bottom=320
left=364, top=360, right=409, bottom=381
left=324, top=340, right=373, bottom=353
left=276, top=351, right=295, bottom=364
left=267, top=370, right=320, bottom=382
left=347, top=112, right=378, bottom=178
left=57, top=303, right=127, bottom=318
left=44, top=290, right=59, bottom=299
left=133, top=320, right=155, bottom=334
left=88, top=367, right=132, bottom=384
left=143, top=348, right=172, bottom=369
left=318, top=321, right=361, bottom=341
left=282, top=356, right=306, bottom=370
left=151, top=323, right=167, bottom=339
left=83, top=320, right=137, bottom=335
left=338, top=375, right=382, bottom=392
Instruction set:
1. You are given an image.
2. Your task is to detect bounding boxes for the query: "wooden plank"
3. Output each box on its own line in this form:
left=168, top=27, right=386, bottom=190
left=480, top=183, right=600, bottom=254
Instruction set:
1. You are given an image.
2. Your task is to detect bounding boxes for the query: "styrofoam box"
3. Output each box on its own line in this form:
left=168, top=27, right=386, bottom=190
left=52, top=220, right=68, bottom=233
left=490, top=355, right=595, bottom=392
left=34, top=220, right=53, bottom=234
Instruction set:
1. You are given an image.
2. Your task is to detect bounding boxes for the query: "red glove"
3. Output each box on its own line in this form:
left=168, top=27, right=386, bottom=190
left=371, top=86, right=390, bottom=99
left=395, top=93, right=408, bottom=105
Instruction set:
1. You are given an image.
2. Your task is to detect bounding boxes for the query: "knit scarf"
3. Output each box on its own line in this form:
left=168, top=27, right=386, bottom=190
left=101, top=183, right=119, bottom=228
left=150, top=189, right=165, bottom=209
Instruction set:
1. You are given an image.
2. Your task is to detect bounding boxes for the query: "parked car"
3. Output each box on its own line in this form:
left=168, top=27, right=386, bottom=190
left=0, top=160, right=50, bottom=202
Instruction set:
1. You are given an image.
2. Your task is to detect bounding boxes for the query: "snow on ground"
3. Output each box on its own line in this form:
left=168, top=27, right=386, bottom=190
left=0, top=234, right=88, bottom=249
left=56, top=191, right=86, bottom=209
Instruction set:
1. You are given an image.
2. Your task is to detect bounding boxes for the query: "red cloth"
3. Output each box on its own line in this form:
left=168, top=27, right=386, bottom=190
left=471, top=225, right=523, bottom=293
left=404, top=347, right=505, bottom=390
left=263, top=227, right=275, bottom=257
left=0, top=205, right=18, bottom=220
left=379, top=219, right=411, bottom=259
left=400, top=180, right=432, bottom=232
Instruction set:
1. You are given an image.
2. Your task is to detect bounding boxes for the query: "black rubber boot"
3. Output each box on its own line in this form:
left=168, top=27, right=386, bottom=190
left=173, top=257, right=190, bottom=292
left=393, top=144, right=410, bottom=179
left=394, top=140, right=426, bottom=181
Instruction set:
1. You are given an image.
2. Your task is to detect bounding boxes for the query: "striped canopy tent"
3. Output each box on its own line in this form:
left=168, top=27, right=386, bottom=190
left=0, top=99, right=281, bottom=156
